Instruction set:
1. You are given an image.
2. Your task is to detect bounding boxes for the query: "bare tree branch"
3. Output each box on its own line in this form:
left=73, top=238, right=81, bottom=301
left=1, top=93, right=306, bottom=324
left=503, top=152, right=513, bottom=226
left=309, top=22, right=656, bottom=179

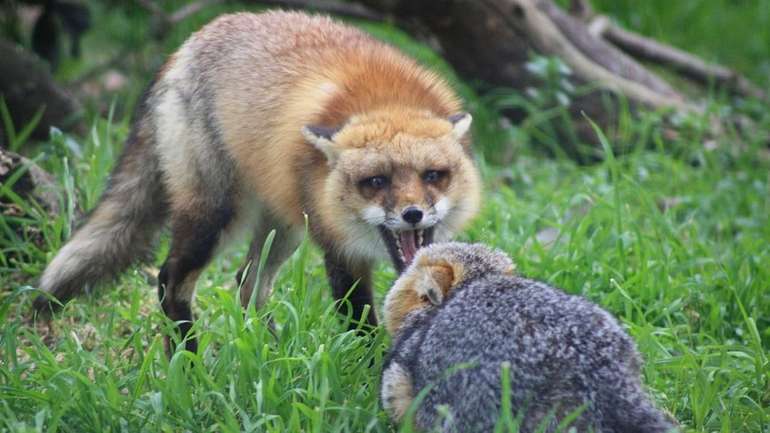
left=568, top=0, right=592, bottom=21
left=588, top=15, right=767, bottom=100
left=567, top=0, right=765, bottom=100
left=536, top=0, right=683, bottom=101
left=487, top=0, right=694, bottom=112
left=137, top=0, right=227, bottom=38
left=0, top=40, right=83, bottom=143
left=169, top=0, right=227, bottom=24
left=252, top=0, right=384, bottom=21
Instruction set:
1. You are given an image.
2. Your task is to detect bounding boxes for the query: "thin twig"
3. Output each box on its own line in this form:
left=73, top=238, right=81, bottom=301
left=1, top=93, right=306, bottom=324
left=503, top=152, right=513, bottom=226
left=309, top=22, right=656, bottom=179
left=136, top=0, right=227, bottom=38
left=248, top=0, right=384, bottom=21
left=169, top=0, right=227, bottom=24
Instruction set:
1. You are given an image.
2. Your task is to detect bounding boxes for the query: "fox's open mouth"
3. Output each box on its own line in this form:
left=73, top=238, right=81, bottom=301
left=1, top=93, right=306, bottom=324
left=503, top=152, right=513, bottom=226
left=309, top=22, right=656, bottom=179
left=379, top=226, right=435, bottom=274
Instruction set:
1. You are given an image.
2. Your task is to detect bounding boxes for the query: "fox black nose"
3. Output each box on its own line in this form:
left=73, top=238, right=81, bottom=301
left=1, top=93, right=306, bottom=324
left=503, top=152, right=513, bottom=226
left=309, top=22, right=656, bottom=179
left=402, top=207, right=423, bottom=225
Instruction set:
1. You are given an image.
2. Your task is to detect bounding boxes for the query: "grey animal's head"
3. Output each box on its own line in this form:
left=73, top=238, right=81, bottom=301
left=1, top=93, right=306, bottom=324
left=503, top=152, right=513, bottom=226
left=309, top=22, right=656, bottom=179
left=382, top=242, right=515, bottom=335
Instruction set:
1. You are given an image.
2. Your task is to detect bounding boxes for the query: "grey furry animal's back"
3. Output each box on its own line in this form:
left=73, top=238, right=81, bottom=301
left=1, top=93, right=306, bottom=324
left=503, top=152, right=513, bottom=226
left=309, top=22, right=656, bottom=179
left=386, top=274, right=675, bottom=433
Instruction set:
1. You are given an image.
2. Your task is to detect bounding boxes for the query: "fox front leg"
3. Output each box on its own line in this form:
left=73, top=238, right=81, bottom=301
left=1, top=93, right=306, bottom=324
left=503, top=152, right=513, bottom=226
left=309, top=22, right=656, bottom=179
left=324, top=253, right=378, bottom=329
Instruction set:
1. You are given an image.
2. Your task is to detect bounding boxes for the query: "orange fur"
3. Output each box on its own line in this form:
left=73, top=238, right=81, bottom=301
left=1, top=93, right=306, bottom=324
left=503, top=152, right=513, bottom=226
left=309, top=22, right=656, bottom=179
left=198, top=12, right=466, bottom=227
left=157, top=10, right=480, bottom=297
left=384, top=254, right=463, bottom=335
left=384, top=244, right=518, bottom=335
left=36, top=10, right=482, bottom=343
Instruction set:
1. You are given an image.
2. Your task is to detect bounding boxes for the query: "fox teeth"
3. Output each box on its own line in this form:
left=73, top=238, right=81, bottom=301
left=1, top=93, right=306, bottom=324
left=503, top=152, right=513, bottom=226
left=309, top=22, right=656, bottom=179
left=394, top=231, right=405, bottom=262
left=417, top=229, right=424, bottom=247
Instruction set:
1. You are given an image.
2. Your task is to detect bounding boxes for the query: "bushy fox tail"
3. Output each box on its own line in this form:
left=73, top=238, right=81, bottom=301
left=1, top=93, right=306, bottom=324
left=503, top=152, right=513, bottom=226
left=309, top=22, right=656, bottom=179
left=33, top=113, right=167, bottom=314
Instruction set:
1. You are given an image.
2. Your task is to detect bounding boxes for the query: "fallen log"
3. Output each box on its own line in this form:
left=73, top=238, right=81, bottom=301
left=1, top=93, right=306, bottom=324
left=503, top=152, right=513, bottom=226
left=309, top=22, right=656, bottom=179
left=0, top=147, right=72, bottom=217
left=0, top=40, right=84, bottom=147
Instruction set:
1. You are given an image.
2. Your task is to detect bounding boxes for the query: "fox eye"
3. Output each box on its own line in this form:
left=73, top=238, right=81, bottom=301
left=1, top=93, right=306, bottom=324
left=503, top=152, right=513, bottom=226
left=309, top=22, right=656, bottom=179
left=419, top=294, right=430, bottom=303
left=360, top=175, right=389, bottom=190
left=423, top=170, right=448, bottom=184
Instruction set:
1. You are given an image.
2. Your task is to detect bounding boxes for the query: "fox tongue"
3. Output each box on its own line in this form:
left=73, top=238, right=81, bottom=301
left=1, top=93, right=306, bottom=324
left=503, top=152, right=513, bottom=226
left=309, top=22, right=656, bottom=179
left=399, top=230, right=418, bottom=266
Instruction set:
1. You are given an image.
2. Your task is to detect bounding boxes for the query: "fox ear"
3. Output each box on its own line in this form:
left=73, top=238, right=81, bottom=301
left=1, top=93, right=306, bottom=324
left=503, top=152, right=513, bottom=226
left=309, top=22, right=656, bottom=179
left=302, top=125, right=341, bottom=164
left=448, top=112, right=472, bottom=140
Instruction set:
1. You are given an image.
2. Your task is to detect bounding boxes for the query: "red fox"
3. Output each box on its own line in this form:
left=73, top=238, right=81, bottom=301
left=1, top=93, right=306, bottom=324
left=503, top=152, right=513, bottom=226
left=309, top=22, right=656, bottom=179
left=33, top=11, right=481, bottom=352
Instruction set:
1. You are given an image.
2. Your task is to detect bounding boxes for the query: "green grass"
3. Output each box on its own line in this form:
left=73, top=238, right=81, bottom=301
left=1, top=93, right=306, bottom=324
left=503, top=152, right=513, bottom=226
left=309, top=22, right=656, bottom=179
left=2, top=2, right=770, bottom=432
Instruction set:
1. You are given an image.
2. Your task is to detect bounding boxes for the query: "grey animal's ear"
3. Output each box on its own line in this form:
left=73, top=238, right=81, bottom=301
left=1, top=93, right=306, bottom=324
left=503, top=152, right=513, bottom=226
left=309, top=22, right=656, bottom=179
left=420, top=271, right=444, bottom=306
left=448, top=112, right=472, bottom=140
left=302, top=125, right=341, bottom=164
left=426, top=284, right=442, bottom=306
left=425, top=261, right=463, bottom=300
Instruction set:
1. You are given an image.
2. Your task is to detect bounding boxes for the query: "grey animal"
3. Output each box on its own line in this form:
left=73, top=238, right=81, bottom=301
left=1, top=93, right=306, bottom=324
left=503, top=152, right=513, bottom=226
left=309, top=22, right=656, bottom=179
left=381, top=242, right=677, bottom=433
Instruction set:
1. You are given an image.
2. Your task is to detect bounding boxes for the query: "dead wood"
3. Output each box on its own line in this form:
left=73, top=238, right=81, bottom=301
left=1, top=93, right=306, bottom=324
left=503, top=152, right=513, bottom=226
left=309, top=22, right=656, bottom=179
left=0, top=39, right=84, bottom=145
left=569, top=0, right=766, bottom=100
left=588, top=16, right=766, bottom=100
left=497, top=0, right=693, bottom=111
left=0, top=147, right=76, bottom=217
left=137, top=0, right=227, bottom=38
left=253, top=0, right=383, bottom=21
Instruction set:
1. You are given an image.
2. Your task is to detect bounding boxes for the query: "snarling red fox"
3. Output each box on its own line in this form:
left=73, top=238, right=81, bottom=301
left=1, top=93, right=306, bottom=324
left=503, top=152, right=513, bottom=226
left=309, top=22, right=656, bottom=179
left=34, top=11, right=481, bottom=351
